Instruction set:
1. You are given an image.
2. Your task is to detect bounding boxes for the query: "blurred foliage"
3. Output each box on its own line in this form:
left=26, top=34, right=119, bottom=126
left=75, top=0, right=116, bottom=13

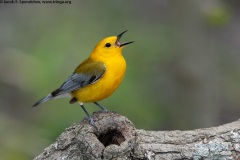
left=1, top=0, right=240, bottom=159
left=205, top=6, right=231, bottom=26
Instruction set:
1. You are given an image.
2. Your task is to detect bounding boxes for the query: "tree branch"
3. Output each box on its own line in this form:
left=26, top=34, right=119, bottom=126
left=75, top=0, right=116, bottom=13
left=34, top=111, right=240, bottom=160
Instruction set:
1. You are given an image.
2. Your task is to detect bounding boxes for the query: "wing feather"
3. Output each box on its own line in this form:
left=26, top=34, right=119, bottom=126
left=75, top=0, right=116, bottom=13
left=51, top=60, right=106, bottom=97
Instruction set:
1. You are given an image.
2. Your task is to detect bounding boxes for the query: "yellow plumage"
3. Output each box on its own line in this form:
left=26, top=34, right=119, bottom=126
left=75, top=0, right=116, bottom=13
left=33, top=31, right=133, bottom=128
left=72, top=50, right=126, bottom=102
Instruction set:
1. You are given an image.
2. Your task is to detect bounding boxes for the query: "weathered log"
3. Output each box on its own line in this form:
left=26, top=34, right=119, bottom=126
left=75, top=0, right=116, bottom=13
left=34, top=111, right=240, bottom=160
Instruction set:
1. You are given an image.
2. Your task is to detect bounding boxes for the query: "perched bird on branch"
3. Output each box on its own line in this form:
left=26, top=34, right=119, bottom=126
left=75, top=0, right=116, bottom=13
left=33, top=31, right=134, bottom=128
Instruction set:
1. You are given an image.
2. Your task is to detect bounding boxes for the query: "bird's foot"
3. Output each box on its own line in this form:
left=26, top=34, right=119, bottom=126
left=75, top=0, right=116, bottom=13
left=94, top=102, right=108, bottom=112
left=86, top=116, right=98, bottom=131
left=80, top=103, right=98, bottom=131
left=101, top=108, right=108, bottom=112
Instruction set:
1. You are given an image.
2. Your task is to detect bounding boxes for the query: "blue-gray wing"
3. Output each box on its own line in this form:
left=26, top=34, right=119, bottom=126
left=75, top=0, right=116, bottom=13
left=51, top=61, right=106, bottom=97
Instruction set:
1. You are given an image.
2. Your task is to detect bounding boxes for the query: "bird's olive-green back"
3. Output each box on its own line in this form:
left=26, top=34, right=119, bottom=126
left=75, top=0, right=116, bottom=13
left=74, top=58, right=106, bottom=76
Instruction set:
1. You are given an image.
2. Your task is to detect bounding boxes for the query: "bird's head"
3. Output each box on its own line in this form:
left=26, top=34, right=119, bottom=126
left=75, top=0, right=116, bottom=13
left=90, top=30, right=134, bottom=59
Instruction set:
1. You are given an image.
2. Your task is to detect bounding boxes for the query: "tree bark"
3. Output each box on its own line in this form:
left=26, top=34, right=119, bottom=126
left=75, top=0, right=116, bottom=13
left=34, top=111, right=240, bottom=160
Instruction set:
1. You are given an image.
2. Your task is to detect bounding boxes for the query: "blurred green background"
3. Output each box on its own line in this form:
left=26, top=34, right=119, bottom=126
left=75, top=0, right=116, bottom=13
left=1, top=0, right=240, bottom=159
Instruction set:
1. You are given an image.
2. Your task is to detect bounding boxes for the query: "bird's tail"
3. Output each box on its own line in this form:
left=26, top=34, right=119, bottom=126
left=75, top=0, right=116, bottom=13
left=32, top=94, right=53, bottom=107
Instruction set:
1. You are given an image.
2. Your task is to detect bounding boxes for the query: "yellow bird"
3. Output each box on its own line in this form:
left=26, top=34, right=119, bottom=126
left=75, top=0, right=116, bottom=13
left=33, top=30, right=134, bottom=127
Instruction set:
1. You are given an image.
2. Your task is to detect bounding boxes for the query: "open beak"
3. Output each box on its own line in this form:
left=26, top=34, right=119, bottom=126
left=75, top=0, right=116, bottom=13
left=115, top=30, right=134, bottom=47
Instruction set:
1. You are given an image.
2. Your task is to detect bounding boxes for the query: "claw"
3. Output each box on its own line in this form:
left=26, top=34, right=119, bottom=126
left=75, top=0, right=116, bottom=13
left=87, top=116, right=98, bottom=130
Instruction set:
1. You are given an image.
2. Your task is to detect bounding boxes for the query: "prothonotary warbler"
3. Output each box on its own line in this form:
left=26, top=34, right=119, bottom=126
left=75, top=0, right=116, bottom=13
left=33, top=30, right=134, bottom=128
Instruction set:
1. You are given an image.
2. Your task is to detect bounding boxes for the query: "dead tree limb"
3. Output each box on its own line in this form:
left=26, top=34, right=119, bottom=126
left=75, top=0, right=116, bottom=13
left=34, top=111, right=240, bottom=160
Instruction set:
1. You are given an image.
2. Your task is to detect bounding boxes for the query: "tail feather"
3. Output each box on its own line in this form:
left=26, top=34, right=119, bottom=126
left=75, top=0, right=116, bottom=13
left=32, top=94, right=53, bottom=107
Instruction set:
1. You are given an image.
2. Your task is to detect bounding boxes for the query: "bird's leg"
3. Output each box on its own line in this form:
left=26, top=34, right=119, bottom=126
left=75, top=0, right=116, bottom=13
left=79, top=103, right=97, bottom=130
left=94, top=102, right=108, bottom=112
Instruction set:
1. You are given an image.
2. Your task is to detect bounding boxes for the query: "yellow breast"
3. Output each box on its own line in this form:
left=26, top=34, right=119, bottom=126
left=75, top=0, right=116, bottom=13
left=72, top=54, right=126, bottom=103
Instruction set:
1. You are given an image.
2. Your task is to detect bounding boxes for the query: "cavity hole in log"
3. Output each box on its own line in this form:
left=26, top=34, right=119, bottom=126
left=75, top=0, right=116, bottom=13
left=98, top=130, right=125, bottom=147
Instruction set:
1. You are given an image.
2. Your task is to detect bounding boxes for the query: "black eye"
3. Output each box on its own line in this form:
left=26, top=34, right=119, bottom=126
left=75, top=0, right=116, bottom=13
left=105, top=43, right=111, bottom=48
